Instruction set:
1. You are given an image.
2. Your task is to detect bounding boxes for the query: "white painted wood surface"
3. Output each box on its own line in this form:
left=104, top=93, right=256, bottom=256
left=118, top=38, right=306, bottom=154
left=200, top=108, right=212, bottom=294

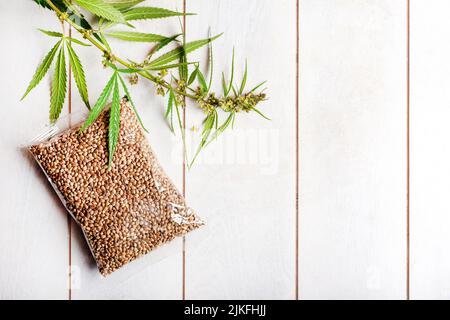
left=299, top=0, right=407, bottom=299
left=410, top=0, right=450, bottom=300
left=184, top=0, right=296, bottom=299
left=1, top=0, right=450, bottom=300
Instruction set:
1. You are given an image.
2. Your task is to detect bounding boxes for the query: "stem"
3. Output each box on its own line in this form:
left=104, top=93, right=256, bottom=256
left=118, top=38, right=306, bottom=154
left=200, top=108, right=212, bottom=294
left=44, top=0, right=198, bottom=100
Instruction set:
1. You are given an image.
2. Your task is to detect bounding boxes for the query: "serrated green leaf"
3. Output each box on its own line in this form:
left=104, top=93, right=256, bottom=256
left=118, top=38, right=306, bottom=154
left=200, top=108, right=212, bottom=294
left=222, top=49, right=235, bottom=98
left=50, top=47, right=67, bottom=123
left=205, top=112, right=234, bottom=147
left=38, top=29, right=63, bottom=37
left=250, top=80, right=267, bottom=93
left=179, top=48, right=188, bottom=82
left=118, top=75, right=148, bottom=132
left=251, top=106, right=271, bottom=120
left=21, top=40, right=61, bottom=100
left=188, top=66, right=198, bottom=86
left=97, top=31, right=112, bottom=51
left=33, top=0, right=66, bottom=10
left=64, top=2, right=102, bottom=41
left=190, top=111, right=216, bottom=167
left=66, top=37, right=91, bottom=46
left=165, top=88, right=175, bottom=132
left=105, top=0, right=144, bottom=9
left=227, top=49, right=235, bottom=96
left=221, top=72, right=227, bottom=97
left=144, top=61, right=197, bottom=71
left=80, top=72, right=116, bottom=132
left=105, top=31, right=167, bottom=42
left=73, top=0, right=125, bottom=23
left=148, top=34, right=222, bottom=68
left=231, top=85, right=238, bottom=97
left=66, top=41, right=90, bottom=109
left=149, top=34, right=180, bottom=57
left=207, top=36, right=214, bottom=93
left=37, top=29, right=90, bottom=47
left=123, top=7, right=189, bottom=21
left=35, top=0, right=98, bottom=41
left=239, top=60, right=248, bottom=95
left=108, top=76, right=121, bottom=167
left=197, top=69, right=208, bottom=92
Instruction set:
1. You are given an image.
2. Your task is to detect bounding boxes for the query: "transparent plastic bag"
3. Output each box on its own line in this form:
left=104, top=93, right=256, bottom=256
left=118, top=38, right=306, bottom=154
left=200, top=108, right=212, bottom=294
left=27, top=98, right=204, bottom=276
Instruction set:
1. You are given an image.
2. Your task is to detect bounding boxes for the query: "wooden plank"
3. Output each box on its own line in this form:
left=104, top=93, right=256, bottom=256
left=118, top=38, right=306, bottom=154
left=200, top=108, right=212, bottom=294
left=184, top=0, right=297, bottom=299
left=410, top=0, right=450, bottom=300
left=299, top=0, right=407, bottom=299
left=65, top=0, right=185, bottom=299
left=0, top=1, right=69, bottom=299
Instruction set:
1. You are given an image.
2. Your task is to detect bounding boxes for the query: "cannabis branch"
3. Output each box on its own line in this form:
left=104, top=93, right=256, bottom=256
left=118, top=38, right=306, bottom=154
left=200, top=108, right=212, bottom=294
left=23, top=0, right=268, bottom=167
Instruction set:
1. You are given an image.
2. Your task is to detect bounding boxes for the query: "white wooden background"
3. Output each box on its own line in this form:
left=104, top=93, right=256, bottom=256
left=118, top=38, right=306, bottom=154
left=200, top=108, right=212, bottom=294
left=0, top=0, right=449, bottom=300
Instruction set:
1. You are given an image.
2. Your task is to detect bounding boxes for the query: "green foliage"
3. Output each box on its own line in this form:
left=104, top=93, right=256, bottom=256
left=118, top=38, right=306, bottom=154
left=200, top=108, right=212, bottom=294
left=21, top=40, right=61, bottom=100
left=50, top=46, right=67, bottom=123
left=26, top=0, right=269, bottom=167
left=122, top=7, right=189, bottom=21
left=164, top=87, right=175, bottom=132
left=118, top=74, right=148, bottom=132
left=80, top=72, right=116, bottom=132
left=105, top=0, right=144, bottom=9
left=108, top=76, right=121, bottom=167
left=72, top=0, right=125, bottom=23
left=66, top=41, right=90, bottom=108
left=147, top=34, right=222, bottom=68
left=105, top=31, right=167, bottom=42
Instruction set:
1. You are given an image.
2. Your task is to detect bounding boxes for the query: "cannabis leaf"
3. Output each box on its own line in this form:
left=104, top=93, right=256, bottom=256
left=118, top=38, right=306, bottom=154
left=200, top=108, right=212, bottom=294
left=239, top=60, right=248, bottom=95
left=188, top=66, right=199, bottom=86
left=66, top=37, right=91, bottom=47
left=197, top=69, right=208, bottom=92
left=73, top=0, right=125, bottom=23
left=148, top=34, right=222, bottom=68
left=80, top=72, right=116, bottom=132
left=66, top=41, right=90, bottom=109
left=190, top=111, right=217, bottom=167
left=250, top=80, right=267, bottom=93
left=164, top=87, right=175, bottom=132
left=37, top=29, right=62, bottom=37
left=179, top=48, right=188, bottom=82
left=50, top=46, right=67, bottom=123
left=118, top=74, right=148, bottom=132
left=33, top=0, right=65, bottom=10
left=222, top=49, right=235, bottom=98
left=145, top=34, right=181, bottom=61
left=21, top=40, right=61, bottom=100
left=105, top=31, right=167, bottom=42
left=251, top=106, right=271, bottom=120
left=206, top=112, right=235, bottom=147
left=38, top=29, right=90, bottom=46
left=122, top=7, right=189, bottom=21
left=105, top=0, right=144, bottom=9
left=108, top=76, right=121, bottom=167
left=144, top=61, right=197, bottom=71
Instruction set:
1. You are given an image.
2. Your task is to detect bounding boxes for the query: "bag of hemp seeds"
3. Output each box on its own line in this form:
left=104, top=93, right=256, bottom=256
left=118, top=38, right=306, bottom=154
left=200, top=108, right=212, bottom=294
left=27, top=98, right=204, bottom=276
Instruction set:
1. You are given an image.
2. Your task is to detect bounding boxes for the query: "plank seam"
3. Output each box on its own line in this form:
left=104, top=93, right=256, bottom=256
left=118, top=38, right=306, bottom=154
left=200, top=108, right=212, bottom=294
left=182, top=0, right=187, bottom=301
left=295, top=0, right=300, bottom=300
left=68, top=24, right=73, bottom=301
left=406, top=0, right=410, bottom=301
